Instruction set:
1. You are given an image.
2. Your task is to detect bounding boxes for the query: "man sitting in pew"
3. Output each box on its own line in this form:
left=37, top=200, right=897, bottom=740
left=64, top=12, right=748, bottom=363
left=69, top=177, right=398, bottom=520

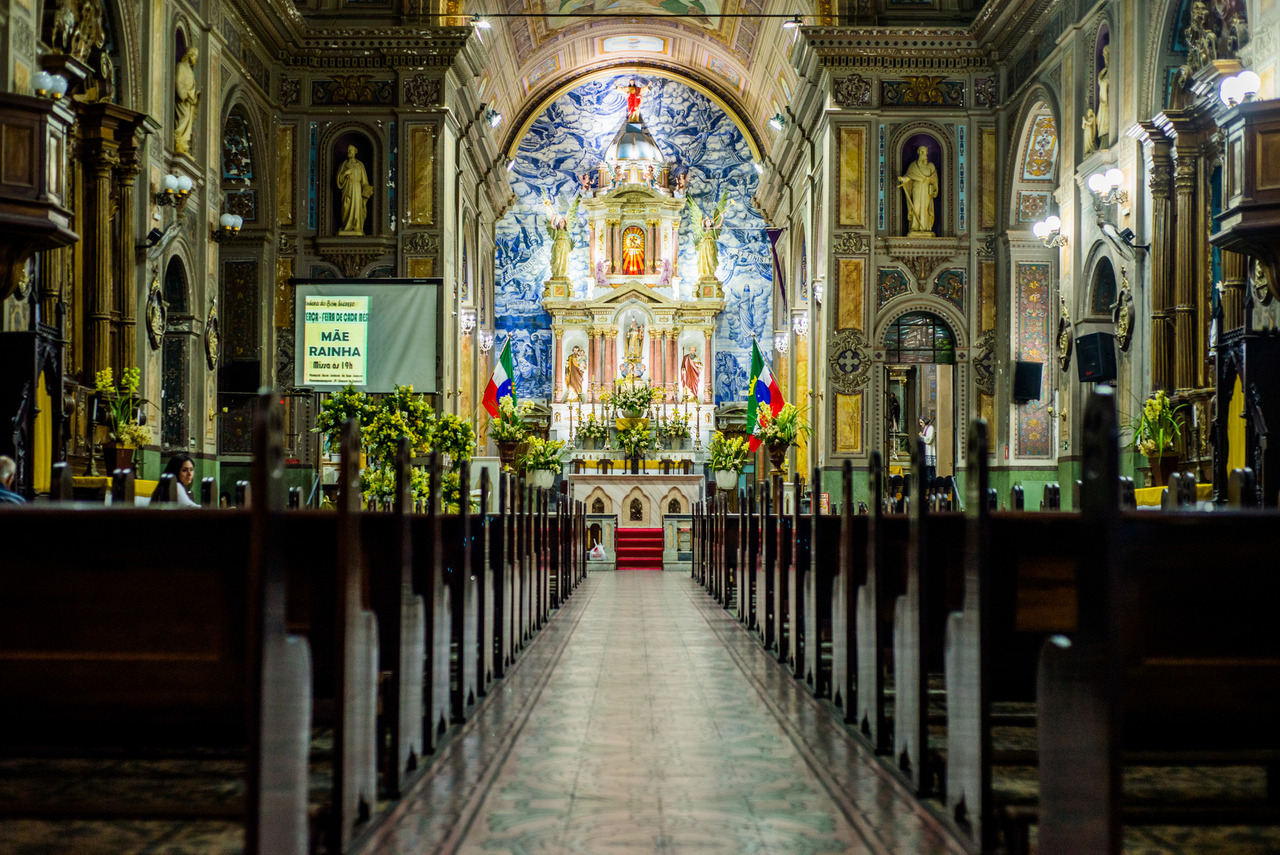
left=0, top=456, right=25, bottom=504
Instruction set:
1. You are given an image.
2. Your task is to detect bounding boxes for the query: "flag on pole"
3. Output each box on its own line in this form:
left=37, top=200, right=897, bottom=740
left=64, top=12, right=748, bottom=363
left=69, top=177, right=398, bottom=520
left=482, top=336, right=516, bottom=419
left=746, top=339, right=784, bottom=452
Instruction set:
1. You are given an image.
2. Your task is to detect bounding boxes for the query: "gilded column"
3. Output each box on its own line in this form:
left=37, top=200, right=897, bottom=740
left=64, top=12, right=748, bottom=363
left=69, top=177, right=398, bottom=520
left=1172, top=156, right=1199, bottom=392
left=1149, top=154, right=1175, bottom=391
left=82, top=143, right=118, bottom=379
left=553, top=328, right=564, bottom=402
left=588, top=329, right=599, bottom=401
left=703, top=328, right=713, bottom=404
left=1220, top=250, right=1247, bottom=334
left=668, top=333, right=678, bottom=399
left=114, top=148, right=141, bottom=368
left=649, top=333, right=659, bottom=384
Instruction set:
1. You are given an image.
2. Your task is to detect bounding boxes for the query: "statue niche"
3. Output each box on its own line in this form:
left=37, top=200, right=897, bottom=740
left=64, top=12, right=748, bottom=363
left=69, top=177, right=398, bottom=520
left=331, top=134, right=376, bottom=237
left=899, top=135, right=942, bottom=237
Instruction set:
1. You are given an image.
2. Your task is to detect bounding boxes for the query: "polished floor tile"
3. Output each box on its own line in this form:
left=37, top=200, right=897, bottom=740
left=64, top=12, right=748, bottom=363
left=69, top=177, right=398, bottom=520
left=361, top=572, right=967, bottom=855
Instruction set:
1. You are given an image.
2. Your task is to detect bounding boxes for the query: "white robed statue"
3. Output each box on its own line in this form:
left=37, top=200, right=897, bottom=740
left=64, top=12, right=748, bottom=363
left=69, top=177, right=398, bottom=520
left=898, top=145, right=939, bottom=235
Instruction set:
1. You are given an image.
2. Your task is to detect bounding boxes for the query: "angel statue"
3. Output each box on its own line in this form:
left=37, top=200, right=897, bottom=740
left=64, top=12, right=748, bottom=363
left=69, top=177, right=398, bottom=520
left=544, top=193, right=580, bottom=280
left=687, top=190, right=731, bottom=280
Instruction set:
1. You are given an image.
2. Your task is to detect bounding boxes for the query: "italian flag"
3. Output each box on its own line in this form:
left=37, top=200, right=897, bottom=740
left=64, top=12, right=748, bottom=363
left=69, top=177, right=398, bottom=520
left=746, top=339, right=784, bottom=452
left=482, top=337, right=516, bottom=419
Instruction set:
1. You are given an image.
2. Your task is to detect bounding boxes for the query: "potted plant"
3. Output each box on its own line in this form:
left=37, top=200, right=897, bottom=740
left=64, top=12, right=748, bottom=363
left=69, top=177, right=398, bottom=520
left=708, top=432, right=748, bottom=491
left=313, top=384, right=372, bottom=454
left=576, top=412, right=610, bottom=450
left=658, top=412, right=692, bottom=450
left=617, top=422, right=653, bottom=466
left=1133, top=389, right=1183, bottom=487
left=755, top=403, right=812, bottom=471
left=94, top=367, right=152, bottom=472
left=431, top=412, right=477, bottom=471
left=610, top=378, right=662, bottom=419
left=490, top=395, right=530, bottom=469
left=519, top=436, right=568, bottom=488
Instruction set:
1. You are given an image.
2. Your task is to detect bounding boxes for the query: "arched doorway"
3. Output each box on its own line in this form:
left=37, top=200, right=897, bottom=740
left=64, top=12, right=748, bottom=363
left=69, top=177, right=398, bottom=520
left=161, top=257, right=190, bottom=452
left=883, top=310, right=957, bottom=479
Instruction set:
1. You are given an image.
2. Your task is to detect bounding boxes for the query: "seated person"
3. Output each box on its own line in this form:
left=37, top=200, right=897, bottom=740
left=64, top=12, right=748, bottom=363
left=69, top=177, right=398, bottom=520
left=150, top=454, right=198, bottom=507
left=0, top=456, right=25, bottom=504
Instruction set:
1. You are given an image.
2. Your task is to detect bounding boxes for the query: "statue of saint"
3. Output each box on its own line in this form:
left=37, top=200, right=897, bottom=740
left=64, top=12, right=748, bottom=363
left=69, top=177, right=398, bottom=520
left=564, top=345, right=585, bottom=399
left=688, top=190, right=730, bottom=280
left=336, top=144, right=374, bottom=235
left=622, top=230, right=645, bottom=276
left=625, top=321, right=644, bottom=364
left=544, top=194, right=580, bottom=280
left=898, top=145, right=939, bottom=235
left=680, top=345, right=702, bottom=399
left=174, top=47, right=200, bottom=156
left=1096, top=44, right=1111, bottom=147
left=1081, top=108, right=1098, bottom=155
left=616, top=78, right=650, bottom=121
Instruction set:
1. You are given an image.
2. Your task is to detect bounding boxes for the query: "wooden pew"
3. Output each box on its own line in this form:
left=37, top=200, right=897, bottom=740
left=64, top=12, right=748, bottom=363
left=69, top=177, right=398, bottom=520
left=892, top=438, right=965, bottom=796
left=1038, top=389, right=1280, bottom=853
left=831, top=461, right=870, bottom=723
left=0, top=392, right=313, bottom=855
left=944, top=419, right=1091, bottom=851
left=787, top=473, right=807, bottom=679
left=802, top=467, right=840, bottom=698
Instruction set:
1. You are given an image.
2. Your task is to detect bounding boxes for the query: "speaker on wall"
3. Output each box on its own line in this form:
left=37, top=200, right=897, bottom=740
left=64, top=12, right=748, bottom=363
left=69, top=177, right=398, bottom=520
left=1075, top=331, right=1117, bottom=383
left=1013, top=361, right=1043, bottom=403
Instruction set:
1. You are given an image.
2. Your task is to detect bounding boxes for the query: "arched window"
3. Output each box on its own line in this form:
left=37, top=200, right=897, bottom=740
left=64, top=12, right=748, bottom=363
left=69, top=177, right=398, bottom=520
left=588, top=523, right=602, bottom=548
left=629, top=498, right=643, bottom=521
left=883, top=311, right=956, bottom=364
left=591, top=497, right=604, bottom=513
left=667, top=499, right=681, bottom=513
left=1092, top=258, right=1117, bottom=315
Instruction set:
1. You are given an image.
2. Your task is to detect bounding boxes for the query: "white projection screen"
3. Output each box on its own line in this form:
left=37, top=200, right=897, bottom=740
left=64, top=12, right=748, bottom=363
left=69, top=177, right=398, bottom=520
left=292, top=278, right=440, bottom=393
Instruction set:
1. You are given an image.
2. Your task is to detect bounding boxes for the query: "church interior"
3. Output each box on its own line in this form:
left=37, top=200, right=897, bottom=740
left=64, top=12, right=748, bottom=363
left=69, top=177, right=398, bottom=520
left=3, top=0, right=1280, bottom=852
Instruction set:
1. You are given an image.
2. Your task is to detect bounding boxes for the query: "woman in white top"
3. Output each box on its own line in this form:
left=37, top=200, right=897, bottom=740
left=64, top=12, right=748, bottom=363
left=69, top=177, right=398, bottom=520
left=151, top=454, right=199, bottom=506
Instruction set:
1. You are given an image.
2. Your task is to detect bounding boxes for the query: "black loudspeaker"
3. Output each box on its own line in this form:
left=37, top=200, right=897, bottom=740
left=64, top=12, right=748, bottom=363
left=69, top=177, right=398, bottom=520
left=1013, top=361, right=1043, bottom=403
left=1075, top=331, right=1117, bottom=383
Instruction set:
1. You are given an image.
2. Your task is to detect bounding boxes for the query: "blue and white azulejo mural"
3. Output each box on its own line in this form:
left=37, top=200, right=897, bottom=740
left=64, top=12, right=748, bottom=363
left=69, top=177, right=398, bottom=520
left=494, top=73, right=773, bottom=403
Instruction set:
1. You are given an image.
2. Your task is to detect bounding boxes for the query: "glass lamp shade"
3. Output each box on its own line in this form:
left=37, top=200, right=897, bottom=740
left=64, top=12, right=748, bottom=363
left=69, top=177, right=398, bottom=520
left=1088, top=172, right=1109, bottom=195
left=176, top=175, right=194, bottom=194
left=49, top=75, right=68, bottom=98
left=33, top=71, right=52, bottom=95
left=163, top=173, right=180, bottom=193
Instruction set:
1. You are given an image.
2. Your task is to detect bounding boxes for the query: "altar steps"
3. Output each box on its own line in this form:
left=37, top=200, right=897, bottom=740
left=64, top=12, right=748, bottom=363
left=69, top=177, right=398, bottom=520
left=615, top=527, right=664, bottom=570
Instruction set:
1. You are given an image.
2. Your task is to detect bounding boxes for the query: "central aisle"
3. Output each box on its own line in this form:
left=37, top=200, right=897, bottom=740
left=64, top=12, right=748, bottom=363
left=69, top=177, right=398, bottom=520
left=364, top=572, right=967, bottom=854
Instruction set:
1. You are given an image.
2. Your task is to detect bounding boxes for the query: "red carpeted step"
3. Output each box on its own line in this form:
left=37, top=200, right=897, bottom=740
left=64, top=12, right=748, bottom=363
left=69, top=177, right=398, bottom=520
left=615, top=528, right=664, bottom=570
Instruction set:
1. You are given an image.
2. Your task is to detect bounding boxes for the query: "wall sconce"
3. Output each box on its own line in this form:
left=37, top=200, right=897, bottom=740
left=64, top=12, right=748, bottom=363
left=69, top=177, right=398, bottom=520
left=768, top=113, right=786, bottom=132
left=459, top=308, right=477, bottom=335
left=212, top=212, right=243, bottom=242
left=792, top=311, right=809, bottom=339
left=1032, top=215, right=1068, bottom=247
left=1220, top=70, right=1261, bottom=107
left=774, top=332, right=789, bottom=355
left=1087, top=167, right=1128, bottom=206
left=479, top=330, right=495, bottom=353
left=155, top=173, right=194, bottom=207
left=485, top=105, right=503, bottom=128
left=32, top=70, right=68, bottom=100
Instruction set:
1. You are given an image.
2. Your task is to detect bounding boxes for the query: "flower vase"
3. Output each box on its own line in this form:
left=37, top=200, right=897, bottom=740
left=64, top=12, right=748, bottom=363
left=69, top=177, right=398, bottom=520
left=103, top=441, right=136, bottom=474
left=1146, top=453, right=1179, bottom=488
left=715, top=470, right=739, bottom=492
left=498, top=441, right=520, bottom=471
left=768, top=444, right=788, bottom=472
left=530, top=469, right=555, bottom=489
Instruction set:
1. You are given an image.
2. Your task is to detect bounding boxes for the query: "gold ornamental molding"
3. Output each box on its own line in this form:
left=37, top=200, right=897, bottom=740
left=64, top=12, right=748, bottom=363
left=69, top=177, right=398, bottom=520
left=880, top=235, right=965, bottom=284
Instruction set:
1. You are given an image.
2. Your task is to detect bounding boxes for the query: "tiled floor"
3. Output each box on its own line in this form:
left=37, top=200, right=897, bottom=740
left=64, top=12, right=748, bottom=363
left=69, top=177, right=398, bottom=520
left=362, top=572, right=968, bottom=854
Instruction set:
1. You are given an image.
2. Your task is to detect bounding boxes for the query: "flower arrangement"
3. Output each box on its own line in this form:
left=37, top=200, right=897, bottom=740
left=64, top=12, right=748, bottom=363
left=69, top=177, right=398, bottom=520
left=314, top=384, right=372, bottom=450
left=616, top=422, right=653, bottom=458
left=610, top=378, right=662, bottom=415
left=708, top=432, right=749, bottom=473
left=94, top=367, right=152, bottom=446
left=360, top=464, right=398, bottom=505
left=431, top=412, right=476, bottom=470
left=379, top=384, right=435, bottom=454
left=657, top=411, right=691, bottom=441
left=490, top=395, right=531, bottom=444
left=1133, top=390, right=1182, bottom=457
left=576, top=411, right=610, bottom=443
left=519, top=436, right=569, bottom=472
left=756, top=403, right=812, bottom=450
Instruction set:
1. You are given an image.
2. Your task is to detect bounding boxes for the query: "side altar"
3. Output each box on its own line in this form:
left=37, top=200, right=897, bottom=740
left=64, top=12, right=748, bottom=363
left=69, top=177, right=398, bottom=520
left=542, top=83, right=726, bottom=453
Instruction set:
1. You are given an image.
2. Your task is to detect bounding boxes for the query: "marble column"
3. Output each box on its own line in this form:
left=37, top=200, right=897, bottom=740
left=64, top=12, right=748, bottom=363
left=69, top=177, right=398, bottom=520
left=703, top=329, right=713, bottom=404
left=553, top=329, right=564, bottom=402
left=588, top=330, right=599, bottom=402
left=668, top=335, right=678, bottom=398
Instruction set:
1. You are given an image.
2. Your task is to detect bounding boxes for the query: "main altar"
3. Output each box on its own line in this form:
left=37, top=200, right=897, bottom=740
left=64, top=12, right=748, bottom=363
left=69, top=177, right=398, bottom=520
left=542, top=83, right=726, bottom=457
